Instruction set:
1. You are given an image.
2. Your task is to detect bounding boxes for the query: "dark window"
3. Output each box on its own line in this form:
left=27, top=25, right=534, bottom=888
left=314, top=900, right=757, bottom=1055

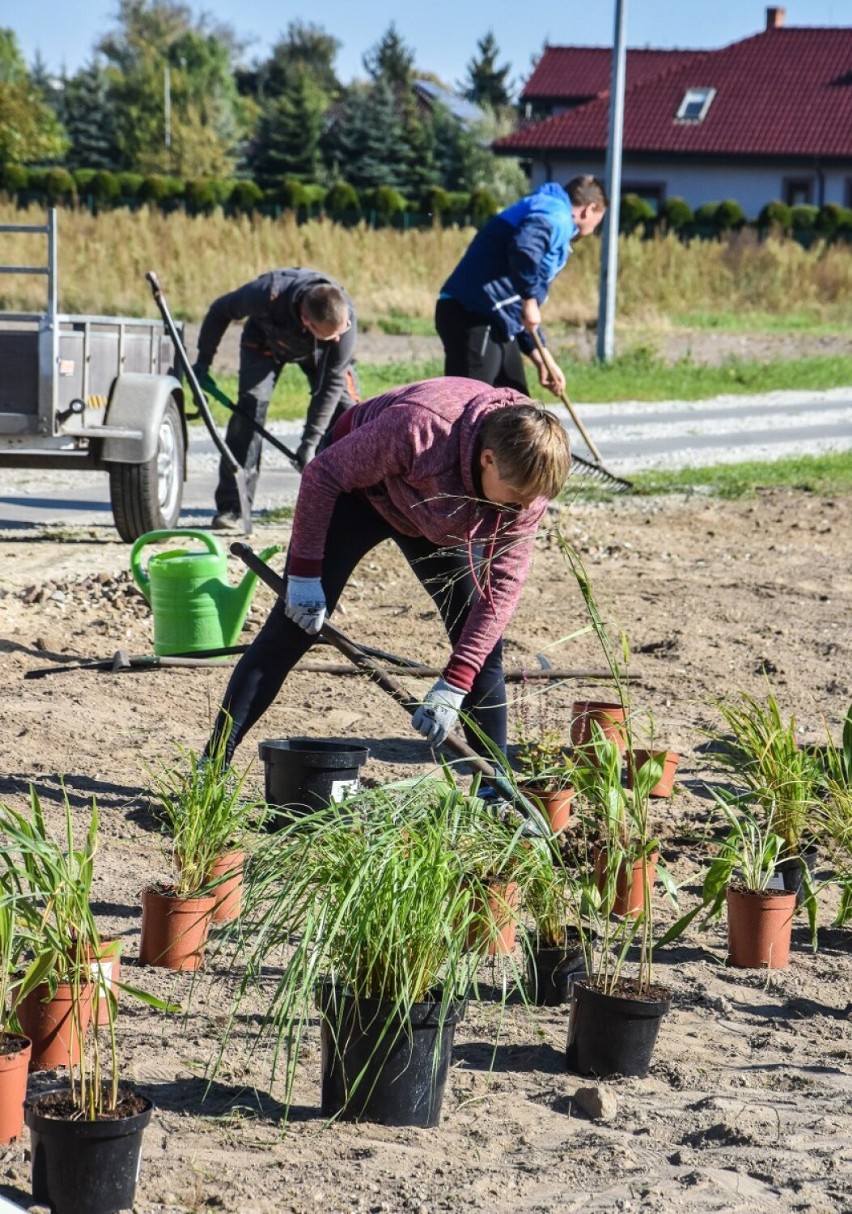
left=783, top=178, right=814, bottom=206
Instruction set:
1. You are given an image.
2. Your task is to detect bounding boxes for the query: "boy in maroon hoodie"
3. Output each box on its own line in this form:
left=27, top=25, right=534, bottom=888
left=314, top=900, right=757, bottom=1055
left=210, top=376, right=570, bottom=761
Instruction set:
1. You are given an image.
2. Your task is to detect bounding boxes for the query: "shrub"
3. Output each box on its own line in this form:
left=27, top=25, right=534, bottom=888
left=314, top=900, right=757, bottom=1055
left=228, top=179, right=263, bottom=212
left=274, top=179, right=308, bottom=210
left=715, top=199, right=746, bottom=231
left=73, top=168, right=97, bottom=194
left=90, top=170, right=121, bottom=202
left=660, top=196, right=693, bottom=231
left=324, top=181, right=361, bottom=215
left=29, top=168, right=76, bottom=204
left=619, top=192, right=655, bottom=234
left=117, top=172, right=144, bottom=202
left=420, top=185, right=451, bottom=217
left=758, top=200, right=792, bottom=233
left=363, top=185, right=407, bottom=215
left=1, top=164, right=28, bottom=194
left=301, top=183, right=327, bottom=211
left=184, top=177, right=232, bottom=214
left=139, top=175, right=183, bottom=207
left=836, top=207, right=852, bottom=237
left=693, top=201, right=720, bottom=229
left=467, top=186, right=499, bottom=222
left=814, top=204, right=842, bottom=236
left=791, top=204, right=819, bottom=231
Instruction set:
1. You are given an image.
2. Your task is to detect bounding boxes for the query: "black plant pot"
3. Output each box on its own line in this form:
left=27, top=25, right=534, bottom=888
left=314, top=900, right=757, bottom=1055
left=319, top=986, right=463, bottom=1127
left=775, top=845, right=818, bottom=906
left=258, top=738, right=369, bottom=829
left=566, top=979, right=671, bottom=1079
left=26, top=1090, right=153, bottom=1214
left=524, top=931, right=587, bottom=1007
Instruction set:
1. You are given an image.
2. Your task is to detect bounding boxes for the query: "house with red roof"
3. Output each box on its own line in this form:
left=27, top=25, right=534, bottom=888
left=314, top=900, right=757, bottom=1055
left=495, top=8, right=852, bottom=218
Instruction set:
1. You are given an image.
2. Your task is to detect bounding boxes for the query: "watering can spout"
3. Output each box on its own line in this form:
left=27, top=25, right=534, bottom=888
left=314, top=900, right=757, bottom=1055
left=129, top=530, right=283, bottom=655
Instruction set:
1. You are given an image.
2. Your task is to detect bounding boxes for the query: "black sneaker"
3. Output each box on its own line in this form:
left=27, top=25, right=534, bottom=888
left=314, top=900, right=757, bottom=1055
left=211, top=511, right=243, bottom=532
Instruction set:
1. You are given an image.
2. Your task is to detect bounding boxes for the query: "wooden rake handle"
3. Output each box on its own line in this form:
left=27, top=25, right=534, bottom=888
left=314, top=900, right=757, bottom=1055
left=530, top=328, right=604, bottom=463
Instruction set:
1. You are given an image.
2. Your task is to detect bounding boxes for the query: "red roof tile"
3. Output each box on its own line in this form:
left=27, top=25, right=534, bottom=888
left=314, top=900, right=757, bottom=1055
left=500, top=28, right=852, bottom=159
left=522, top=46, right=699, bottom=101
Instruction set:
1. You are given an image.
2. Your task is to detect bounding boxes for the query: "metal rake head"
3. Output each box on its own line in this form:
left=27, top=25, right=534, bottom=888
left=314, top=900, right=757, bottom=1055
left=569, top=453, right=633, bottom=493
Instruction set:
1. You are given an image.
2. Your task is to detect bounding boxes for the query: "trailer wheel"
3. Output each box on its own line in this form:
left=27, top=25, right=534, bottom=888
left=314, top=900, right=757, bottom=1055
left=109, top=399, right=185, bottom=542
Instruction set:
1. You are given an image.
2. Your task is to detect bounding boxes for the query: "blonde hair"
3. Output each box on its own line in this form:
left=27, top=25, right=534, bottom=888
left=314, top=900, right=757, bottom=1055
left=479, top=405, right=571, bottom=501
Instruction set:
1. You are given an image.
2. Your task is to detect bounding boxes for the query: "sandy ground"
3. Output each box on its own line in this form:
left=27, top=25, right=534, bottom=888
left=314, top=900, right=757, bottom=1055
left=0, top=480, right=850, bottom=1213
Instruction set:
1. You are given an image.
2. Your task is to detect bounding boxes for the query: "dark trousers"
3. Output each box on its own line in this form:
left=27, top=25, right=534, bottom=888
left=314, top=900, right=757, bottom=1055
left=435, top=296, right=529, bottom=394
left=215, top=345, right=356, bottom=513
left=212, top=492, right=507, bottom=761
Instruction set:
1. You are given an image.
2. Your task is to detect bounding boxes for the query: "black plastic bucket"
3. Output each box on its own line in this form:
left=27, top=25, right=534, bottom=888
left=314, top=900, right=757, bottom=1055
left=319, top=986, right=462, bottom=1127
left=26, top=1090, right=153, bottom=1214
left=775, top=846, right=818, bottom=906
left=258, top=738, right=369, bottom=828
left=565, top=980, right=671, bottom=1078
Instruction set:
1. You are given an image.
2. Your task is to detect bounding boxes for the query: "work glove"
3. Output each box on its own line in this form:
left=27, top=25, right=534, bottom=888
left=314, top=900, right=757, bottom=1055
left=191, top=361, right=213, bottom=392
left=285, top=575, right=327, bottom=635
left=295, top=438, right=318, bottom=470
left=411, top=678, right=466, bottom=746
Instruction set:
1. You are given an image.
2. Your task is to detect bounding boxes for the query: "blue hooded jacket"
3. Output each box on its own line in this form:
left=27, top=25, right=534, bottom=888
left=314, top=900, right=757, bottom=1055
left=440, top=183, right=577, bottom=348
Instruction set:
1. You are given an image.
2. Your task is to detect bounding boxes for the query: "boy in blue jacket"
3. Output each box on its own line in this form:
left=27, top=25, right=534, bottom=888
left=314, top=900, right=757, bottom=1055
left=436, top=176, right=607, bottom=395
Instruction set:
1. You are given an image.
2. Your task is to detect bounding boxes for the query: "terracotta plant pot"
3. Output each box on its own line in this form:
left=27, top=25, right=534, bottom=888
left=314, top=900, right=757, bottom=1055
left=138, top=885, right=216, bottom=971
left=88, top=937, right=122, bottom=1029
left=594, top=850, right=659, bottom=918
left=726, top=886, right=796, bottom=969
left=0, top=1032, right=32, bottom=1143
left=520, top=784, right=574, bottom=833
left=625, top=749, right=680, bottom=798
left=208, top=850, right=245, bottom=923
left=17, top=982, right=93, bottom=1072
left=467, top=880, right=519, bottom=956
left=569, top=701, right=627, bottom=755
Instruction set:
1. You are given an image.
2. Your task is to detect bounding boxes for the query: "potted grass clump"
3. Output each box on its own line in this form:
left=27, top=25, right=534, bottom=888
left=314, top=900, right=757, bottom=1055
left=689, top=793, right=800, bottom=969
left=0, top=787, right=167, bottom=1214
left=521, top=839, right=587, bottom=1006
left=512, top=683, right=576, bottom=833
left=0, top=898, right=31, bottom=1144
left=553, top=535, right=684, bottom=1078
left=215, top=772, right=528, bottom=1127
left=140, top=726, right=266, bottom=969
left=816, top=703, right=852, bottom=925
left=710, top=689, right=823, bottom=905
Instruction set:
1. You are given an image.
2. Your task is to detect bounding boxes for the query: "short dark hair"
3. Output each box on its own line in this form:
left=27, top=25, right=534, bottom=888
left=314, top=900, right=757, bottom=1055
left=565, top=175, right=609, bottom=209
left=302, top=284, right=349, bottom=329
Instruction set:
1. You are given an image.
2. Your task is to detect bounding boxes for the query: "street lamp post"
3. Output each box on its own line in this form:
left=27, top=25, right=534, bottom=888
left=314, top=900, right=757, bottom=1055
left=596, top=0, right=628, bottom=363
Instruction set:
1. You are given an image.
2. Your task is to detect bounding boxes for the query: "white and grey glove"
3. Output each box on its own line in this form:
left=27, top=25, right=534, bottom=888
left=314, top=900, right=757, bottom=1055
left=285, top=575, right=327, bottom=634
left=296, top=438, right=318, bottom=470
left=411, top=678, right=466, bottom=746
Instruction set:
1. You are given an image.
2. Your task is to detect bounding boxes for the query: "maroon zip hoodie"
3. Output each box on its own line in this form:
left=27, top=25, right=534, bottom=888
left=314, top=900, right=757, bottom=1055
left=288, top=377, right=550, bottom=692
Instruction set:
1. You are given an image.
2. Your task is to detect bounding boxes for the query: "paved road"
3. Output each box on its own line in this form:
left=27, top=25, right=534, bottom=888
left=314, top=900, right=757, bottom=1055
left=1, top=388, right=849, bottom=531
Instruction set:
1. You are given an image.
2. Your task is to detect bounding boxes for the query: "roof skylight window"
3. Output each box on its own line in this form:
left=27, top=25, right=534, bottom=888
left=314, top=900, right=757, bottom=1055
left=676, top=87, right=716, bottom=122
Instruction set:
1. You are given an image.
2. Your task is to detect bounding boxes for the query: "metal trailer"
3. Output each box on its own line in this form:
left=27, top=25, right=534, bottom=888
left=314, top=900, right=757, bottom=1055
left=0, top=210, right=187, bottom=541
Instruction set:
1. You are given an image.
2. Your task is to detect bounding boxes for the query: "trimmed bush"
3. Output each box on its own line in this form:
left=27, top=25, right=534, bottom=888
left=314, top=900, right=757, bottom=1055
left=73, top=169, right=97, bottom=194
left=758, top=200, right=792, bottom=233
left=363, top=185, right=407, bottom=216
left=28, top=168, right=76, bottom=203
left=139, top=175, right=182, bottom=205
left=715, top=199, right=746, bottom=231
left=467, top=186, right=499, bottom=223
left=1, top=163, right=29, bottom=194
left=274, top=179, right=308, bottom=210
left=118, top=172, right=144, bottom=202
left=791, top=204, right=819, bottom=232
left=229, top=180, right=263, bottom=212
left=619, top=192, right=655, bottom=234
left=90, top=170, right=121, bottom=202
left=420, top=185, right=451, bottom=217
left=301, top=183, right=327, bottom=210
left=324, top=181, right=361, bottom=215
left=660, top=196, right=693, bottom=231
left=693, top=201, right=720, bottom=228
left=814, top=203, right=842, bottom=236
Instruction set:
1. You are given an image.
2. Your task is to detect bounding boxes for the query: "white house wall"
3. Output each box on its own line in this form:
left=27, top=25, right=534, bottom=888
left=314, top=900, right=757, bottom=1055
left=528, top=158, right=850, bottom=216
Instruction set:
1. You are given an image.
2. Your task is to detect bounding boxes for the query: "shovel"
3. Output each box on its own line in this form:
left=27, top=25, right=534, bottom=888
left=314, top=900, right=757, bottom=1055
left=230, top=542, right=551, bottom=835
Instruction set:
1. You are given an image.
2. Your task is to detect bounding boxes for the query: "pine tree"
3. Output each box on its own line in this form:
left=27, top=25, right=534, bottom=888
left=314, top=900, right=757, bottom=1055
left=362, top=23, right=415, bottom=87
left=250, top=75, right=322, bottom=187
left=61, top=62, right=124, bottom=169
left=322, top=81, right=407, bottom=191
left=461, top=32, right=514, bottom=109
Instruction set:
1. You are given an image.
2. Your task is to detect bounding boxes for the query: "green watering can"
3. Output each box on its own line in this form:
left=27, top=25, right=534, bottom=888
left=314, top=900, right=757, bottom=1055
left=130, top=530, right=282, bottom=656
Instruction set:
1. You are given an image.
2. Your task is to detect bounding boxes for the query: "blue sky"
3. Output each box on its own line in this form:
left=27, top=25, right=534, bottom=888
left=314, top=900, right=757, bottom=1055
left=9, top=1, right=852, bottom=86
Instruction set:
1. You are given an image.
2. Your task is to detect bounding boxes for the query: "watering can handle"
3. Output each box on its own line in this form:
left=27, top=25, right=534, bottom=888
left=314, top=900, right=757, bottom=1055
left=129, top=529, right=225, bottom=600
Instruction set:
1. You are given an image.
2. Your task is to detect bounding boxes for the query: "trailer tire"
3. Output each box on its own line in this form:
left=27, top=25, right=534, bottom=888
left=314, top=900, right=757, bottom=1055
left=109, top=398, right=185, bottom=541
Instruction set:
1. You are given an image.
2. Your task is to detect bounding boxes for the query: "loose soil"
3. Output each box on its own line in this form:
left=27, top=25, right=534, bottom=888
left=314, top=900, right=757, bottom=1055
left=1, top=486, right=850, bottom=1211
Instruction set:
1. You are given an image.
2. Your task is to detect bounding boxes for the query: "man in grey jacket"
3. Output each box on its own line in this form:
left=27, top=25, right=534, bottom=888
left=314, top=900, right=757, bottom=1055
left=193, top=267, right=358, bottom=531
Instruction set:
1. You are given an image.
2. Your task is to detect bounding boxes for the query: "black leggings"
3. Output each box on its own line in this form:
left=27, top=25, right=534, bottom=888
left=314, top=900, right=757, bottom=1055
left=435, top=296, right=529, bottom=394
left=212, top=491, right=507, bottom=761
